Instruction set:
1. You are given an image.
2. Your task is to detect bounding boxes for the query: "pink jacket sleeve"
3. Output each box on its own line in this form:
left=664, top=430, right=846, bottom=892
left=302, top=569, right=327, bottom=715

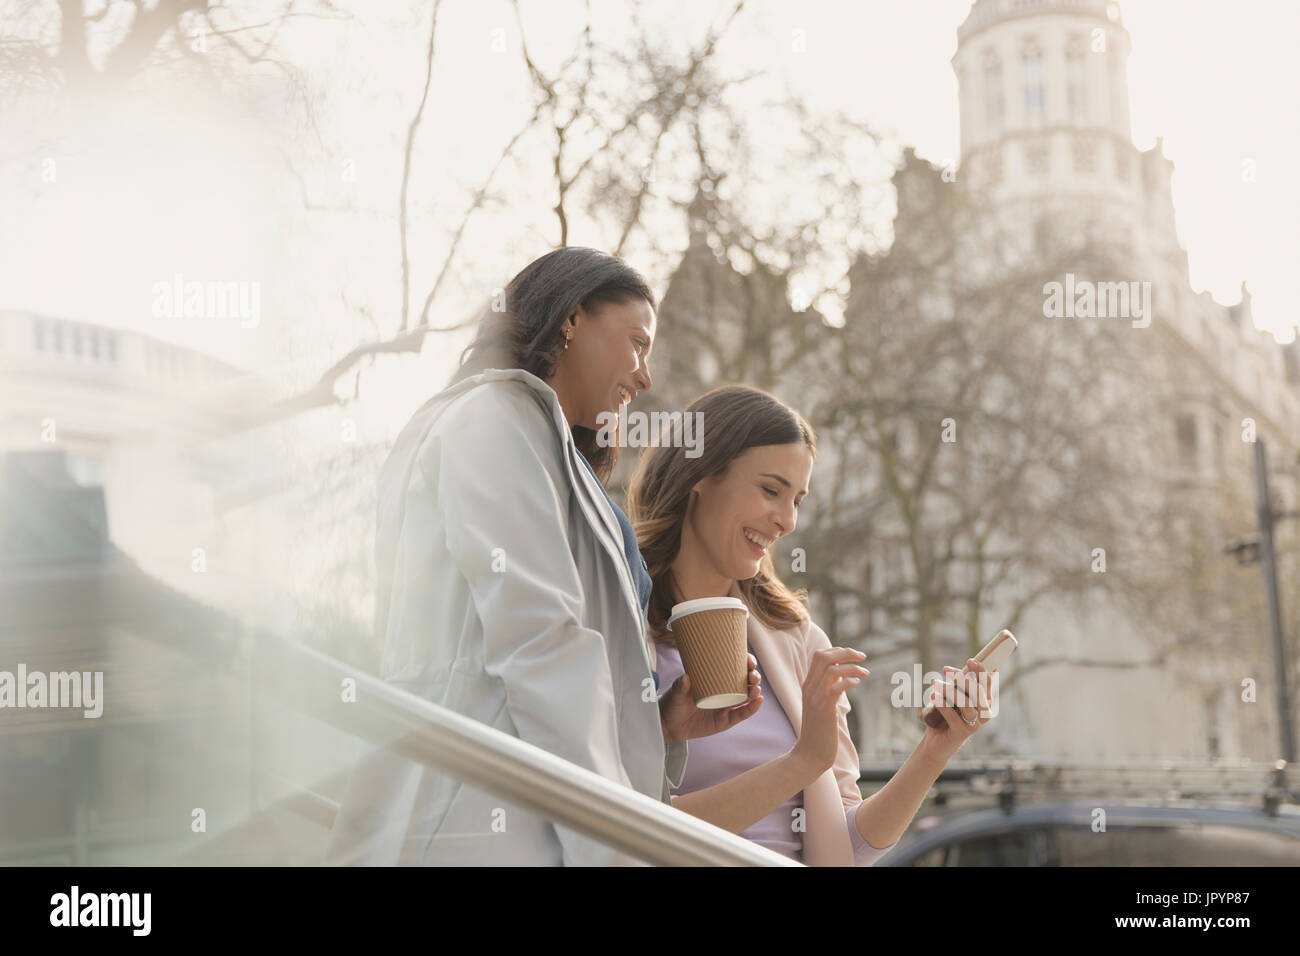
left=806, top=620, right=897, bottom=866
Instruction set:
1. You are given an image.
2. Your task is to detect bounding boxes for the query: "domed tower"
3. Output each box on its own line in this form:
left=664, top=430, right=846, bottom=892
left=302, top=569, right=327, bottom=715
left=951, top=0, right=1182, bottom=272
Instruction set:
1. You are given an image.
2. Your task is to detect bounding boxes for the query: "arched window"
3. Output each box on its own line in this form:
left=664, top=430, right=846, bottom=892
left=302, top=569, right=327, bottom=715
left=1020, top=38, right=1046, bottom=125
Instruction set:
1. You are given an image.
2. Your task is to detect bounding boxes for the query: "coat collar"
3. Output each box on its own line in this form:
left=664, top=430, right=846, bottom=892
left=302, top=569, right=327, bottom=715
left=448, top=367, right=625, bottom=552
left=435, top=367, right=649, bottom=671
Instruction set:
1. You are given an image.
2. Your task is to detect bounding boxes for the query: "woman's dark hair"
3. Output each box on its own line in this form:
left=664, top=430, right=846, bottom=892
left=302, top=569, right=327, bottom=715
left=450, top=247, right=656, bottom=483
left=626, top=384, right=817, bottom=638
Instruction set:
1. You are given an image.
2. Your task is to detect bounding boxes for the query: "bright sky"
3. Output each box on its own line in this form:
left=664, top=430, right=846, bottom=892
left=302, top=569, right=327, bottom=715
left=2, top=0, right=1296, bottom=382
left=730, top=0, right=1299, bottom=342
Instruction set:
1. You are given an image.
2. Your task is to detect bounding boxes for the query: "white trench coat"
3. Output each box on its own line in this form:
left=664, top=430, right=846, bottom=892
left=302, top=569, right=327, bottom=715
left=326, top=368, right=686, bottom=865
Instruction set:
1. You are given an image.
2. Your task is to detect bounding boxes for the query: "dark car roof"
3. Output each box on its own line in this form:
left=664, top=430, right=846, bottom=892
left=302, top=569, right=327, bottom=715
left=875, top=799, right=1300, bottom=865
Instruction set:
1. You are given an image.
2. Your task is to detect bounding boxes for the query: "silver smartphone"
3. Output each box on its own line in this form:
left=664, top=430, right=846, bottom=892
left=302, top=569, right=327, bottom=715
left=919, top=629, right=1018, bottom=728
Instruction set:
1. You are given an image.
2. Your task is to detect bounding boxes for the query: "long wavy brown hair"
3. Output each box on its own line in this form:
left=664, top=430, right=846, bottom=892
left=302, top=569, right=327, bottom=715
left=626, top=384, right=817, bottom=643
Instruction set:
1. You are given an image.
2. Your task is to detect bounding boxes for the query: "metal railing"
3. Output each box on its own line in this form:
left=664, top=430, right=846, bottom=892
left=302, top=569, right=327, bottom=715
left=256, top=632, right=801, bottom=866
left=862, top=757, right=1299, bottom=815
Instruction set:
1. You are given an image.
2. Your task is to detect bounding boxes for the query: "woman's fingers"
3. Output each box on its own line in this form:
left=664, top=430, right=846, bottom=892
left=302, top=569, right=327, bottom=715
left=932, top=679, right=979, bottom=727
left=934, top=660, right=994, bottom=718
left=822, top=666, right=868, bottom=698
left=934, top=679, right=969, bottom=707
left=928, top=658, right=997, bottom=731
left=812, top=646, right=867, bottom=680
left=934, top=694, right=971, bottom=729
left=818, top=648, right=868, bottom=684
left=962, top=660, right=992, bottom=715
left=829, top=664, right=869, bottom=682
left=729, top=694, right=762, bottom=717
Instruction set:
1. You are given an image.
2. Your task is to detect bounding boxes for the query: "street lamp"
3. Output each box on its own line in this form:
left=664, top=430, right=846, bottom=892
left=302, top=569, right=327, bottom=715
left=1224, top=439, right=1298, bottom=764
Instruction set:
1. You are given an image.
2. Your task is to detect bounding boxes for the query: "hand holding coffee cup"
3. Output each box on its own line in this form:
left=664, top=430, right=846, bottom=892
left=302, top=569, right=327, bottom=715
left=666, top=597, right=751, bottom=709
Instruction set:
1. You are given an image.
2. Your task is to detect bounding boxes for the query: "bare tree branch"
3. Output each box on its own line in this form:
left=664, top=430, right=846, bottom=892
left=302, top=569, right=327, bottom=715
left=396, top=0, right=441, bottom=333
left=231, top=310, right=482, bottom=431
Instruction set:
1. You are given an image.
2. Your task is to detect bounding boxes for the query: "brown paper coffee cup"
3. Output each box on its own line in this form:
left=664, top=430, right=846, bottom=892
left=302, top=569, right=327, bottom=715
left=667, top=597, right=749, bottom=709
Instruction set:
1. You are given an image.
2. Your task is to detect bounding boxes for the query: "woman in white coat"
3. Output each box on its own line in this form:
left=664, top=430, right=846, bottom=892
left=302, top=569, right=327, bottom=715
left=326, top=248, right=758, bottom=866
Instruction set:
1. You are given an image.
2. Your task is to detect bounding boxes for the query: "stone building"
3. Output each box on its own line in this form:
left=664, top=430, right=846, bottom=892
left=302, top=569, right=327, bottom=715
left=647, top=0, right=1299, bottom=762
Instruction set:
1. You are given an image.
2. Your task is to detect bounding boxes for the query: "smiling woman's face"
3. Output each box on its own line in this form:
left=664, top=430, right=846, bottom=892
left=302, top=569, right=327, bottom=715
left=686, top=443, right=813, bottom=584
left=553, top=297, right=656, bottom=429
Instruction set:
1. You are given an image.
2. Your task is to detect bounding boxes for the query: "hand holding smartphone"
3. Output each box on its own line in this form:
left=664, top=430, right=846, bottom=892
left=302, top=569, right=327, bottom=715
left=919, top=629, right=1017, bottom=729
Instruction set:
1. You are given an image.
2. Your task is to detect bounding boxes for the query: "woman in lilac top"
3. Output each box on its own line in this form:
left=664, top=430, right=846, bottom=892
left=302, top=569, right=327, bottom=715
left=627, top=385, right=996, bottom=866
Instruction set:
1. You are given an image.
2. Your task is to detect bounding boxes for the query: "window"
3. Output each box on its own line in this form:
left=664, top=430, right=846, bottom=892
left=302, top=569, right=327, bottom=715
left=33, top=317, right=45, bottom=350
left=935, top=828, right=1057, bottom=866
left=1021, top=40, right=1046, bottom=125
left=1024, top=141, right=1050, bottom=177
left=1071, top=136, right=1096, bottom=174
left=983, top=53, right=1003, bottom=128
left=1109, top=56, right=1127, bottom=130
left=1055, top=824, right=1300, bottom=866
left=52, top=322, right=64, bottom=353
left=912, top=845, right=946, bottom=867
left=1203, top=694, right=1221, bottom=760
left=1034, top=215, right=1051, bottom=249
left=1066, top=37, right=1088, bottom=121
left=1176, top=414, right=1197, bottom=468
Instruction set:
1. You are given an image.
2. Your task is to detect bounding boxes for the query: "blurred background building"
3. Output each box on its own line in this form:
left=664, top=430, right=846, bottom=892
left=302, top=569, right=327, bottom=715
left=944, top=0, right=1297, bottom=761
left=0, top=313, right=339, bottom=862
left=641, top=0, right=1299, bottom=764
left=2, top=0, right=1296, bottom=864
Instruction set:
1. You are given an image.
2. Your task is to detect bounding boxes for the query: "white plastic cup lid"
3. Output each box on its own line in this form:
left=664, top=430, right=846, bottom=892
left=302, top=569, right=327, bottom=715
left=667, top=596, right=748, bottom=630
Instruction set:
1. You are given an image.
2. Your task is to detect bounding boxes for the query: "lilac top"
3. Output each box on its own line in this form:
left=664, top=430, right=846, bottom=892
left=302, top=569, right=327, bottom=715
left=655, top=642, right=893, bottom=865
